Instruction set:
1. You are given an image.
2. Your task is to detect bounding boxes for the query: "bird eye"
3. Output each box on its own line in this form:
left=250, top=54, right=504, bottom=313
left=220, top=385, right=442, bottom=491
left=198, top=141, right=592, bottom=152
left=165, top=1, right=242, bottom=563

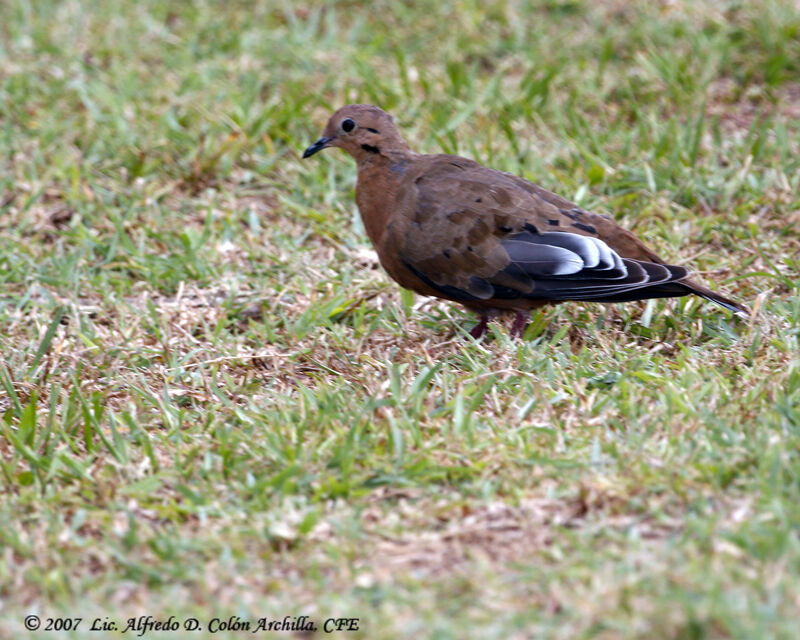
left=341, top=118, right=355, bottom=133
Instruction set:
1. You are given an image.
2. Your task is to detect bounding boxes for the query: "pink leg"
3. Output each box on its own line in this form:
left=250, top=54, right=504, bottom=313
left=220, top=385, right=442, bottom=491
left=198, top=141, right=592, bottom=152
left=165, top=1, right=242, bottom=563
left=468, top=314, right=491, bottom=339
left=510, top=310, right=530, bottom=339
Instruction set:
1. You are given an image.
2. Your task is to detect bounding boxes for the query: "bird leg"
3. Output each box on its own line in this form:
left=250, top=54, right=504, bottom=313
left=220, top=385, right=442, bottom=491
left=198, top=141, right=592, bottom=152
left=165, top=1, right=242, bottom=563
left=468, top=314, right=491, bottom=339
left=468, top=309, right=501, bottom=339
left=510, top=310, right=530, bottom=339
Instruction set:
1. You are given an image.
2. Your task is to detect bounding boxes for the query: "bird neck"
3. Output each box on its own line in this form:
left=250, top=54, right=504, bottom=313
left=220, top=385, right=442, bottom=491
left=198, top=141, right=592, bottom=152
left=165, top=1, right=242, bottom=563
left=353, top=145, right=412, bottom=170
left=355, top=151, right=415, bottom=247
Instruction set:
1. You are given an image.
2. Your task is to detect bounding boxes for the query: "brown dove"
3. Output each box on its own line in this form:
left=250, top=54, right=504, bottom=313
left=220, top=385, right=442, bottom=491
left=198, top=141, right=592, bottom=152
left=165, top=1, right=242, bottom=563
left=303, top=104, right=747, bottom=338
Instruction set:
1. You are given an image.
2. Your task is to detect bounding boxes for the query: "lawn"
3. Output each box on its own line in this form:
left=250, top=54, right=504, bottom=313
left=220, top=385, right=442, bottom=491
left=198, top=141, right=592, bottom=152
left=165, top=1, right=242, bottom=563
left=1, top=0, right=799, bottom=638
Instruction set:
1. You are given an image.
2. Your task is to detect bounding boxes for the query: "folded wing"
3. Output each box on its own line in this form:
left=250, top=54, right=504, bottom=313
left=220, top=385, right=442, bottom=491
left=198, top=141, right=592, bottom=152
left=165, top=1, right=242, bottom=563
left=398, top=159, right=693, bottom=305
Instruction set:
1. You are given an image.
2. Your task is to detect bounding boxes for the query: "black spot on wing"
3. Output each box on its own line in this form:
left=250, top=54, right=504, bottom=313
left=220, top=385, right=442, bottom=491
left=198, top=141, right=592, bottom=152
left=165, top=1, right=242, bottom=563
left=572, top=222, right=598, bottom=234
left=548, top=219, right=559, bottom=226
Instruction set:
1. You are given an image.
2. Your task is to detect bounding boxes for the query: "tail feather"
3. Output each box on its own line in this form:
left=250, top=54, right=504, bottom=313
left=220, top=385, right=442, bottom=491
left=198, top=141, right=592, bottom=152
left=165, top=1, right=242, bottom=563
left=677, top=279, right=749, bottom=315
left=593, top=276, right=748, bottom=316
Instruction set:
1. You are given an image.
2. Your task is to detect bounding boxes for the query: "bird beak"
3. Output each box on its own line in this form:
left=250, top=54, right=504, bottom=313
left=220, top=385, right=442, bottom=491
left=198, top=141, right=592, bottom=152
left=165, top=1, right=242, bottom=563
left=302, top=136, right=333, bottom=158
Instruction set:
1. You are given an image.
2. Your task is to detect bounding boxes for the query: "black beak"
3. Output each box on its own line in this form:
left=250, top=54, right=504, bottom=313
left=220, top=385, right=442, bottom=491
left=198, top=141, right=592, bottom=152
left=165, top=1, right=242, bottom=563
left=302, top=136, right=333, bottom=159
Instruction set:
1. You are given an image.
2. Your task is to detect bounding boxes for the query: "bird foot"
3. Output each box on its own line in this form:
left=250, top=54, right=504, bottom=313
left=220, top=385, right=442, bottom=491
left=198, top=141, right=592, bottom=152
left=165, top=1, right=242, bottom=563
left=510, top=310, right=530, bottom=339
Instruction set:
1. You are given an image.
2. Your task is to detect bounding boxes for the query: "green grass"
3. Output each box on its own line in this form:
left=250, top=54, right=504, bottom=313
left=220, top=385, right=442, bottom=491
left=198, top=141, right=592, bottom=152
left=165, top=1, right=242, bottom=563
left=1, top=0, right=799, bottom=638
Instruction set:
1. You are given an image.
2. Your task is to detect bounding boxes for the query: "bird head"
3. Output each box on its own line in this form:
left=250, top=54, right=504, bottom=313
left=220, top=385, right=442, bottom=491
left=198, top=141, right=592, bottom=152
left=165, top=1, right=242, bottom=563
left=303, top=104, right=410, bottom=163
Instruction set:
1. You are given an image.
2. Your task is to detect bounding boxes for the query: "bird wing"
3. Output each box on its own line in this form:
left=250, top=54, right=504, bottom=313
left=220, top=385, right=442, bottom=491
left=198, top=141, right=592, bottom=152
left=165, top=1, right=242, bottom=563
left=393, top=155, right=691, bottom=304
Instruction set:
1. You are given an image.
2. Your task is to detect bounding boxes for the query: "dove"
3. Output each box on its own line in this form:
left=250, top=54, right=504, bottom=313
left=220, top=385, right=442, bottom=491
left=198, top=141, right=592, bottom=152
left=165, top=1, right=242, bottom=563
left=303, top=104, right=747, bottom=338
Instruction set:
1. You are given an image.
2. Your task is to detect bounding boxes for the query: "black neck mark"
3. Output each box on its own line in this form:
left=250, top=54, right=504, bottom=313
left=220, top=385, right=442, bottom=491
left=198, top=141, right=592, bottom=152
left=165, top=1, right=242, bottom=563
left=361, top=144, right=380, bottom=154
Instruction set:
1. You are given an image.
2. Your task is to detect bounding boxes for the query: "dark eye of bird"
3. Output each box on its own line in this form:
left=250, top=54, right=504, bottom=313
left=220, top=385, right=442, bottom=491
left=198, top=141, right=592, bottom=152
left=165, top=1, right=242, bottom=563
left=341, top=118, right=355, bottom=132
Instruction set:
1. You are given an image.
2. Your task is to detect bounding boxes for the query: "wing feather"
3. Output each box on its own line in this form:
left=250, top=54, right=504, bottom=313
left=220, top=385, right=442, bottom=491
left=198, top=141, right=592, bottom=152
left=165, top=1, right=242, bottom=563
left=396, top=158, right=692, bottom=304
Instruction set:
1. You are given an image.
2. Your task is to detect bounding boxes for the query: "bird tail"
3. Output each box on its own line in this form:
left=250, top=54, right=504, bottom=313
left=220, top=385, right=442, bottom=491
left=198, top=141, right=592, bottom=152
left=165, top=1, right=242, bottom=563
left=592, top=277, right=748, bottom=316
left=676, top=279, right=749, bottom=316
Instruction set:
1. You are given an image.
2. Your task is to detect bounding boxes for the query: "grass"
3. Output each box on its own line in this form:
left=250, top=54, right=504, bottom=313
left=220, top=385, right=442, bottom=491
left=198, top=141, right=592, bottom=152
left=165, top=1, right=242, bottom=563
left=1, top=0, right=799, bottom=637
